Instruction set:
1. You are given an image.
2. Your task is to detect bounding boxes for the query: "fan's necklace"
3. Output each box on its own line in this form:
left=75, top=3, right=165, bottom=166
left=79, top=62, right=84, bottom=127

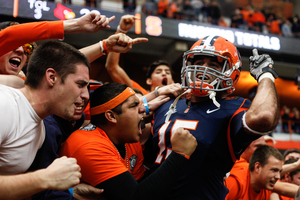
left=112, top=142, right=129, bottom=170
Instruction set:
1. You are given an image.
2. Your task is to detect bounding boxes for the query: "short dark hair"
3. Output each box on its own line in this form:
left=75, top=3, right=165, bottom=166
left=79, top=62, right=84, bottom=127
left=283, top=148, right=300, bottom=159
left=90, top=83, right=129, bottom=126
left=146, top=60, right=172, bottom=78
left=25, top=41, right=90, bottom=89
left=249, top=145, right=284, bottom=172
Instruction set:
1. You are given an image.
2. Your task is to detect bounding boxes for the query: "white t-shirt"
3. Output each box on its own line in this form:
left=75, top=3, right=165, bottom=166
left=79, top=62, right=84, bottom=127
left=0, top=85, right=45, bottom=175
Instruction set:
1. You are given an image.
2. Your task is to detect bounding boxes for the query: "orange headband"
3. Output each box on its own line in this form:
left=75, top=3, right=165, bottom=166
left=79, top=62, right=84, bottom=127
left=90, top=87, right=135, bottom=116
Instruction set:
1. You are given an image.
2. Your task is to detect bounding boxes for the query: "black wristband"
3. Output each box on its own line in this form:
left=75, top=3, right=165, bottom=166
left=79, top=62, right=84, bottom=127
left=259, top=67, right=278, bottom=79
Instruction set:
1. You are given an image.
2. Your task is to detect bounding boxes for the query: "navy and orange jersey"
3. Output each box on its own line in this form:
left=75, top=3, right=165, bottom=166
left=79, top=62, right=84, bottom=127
left=150, top=97, right=260, bottom=200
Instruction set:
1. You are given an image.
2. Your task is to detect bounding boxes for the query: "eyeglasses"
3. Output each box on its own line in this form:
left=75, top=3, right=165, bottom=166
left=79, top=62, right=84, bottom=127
left=22, top=43, right=34, bottom=56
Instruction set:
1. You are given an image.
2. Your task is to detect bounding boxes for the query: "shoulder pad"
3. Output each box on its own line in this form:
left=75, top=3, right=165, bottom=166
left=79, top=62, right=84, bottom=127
left=80, top=124, right=97, bottom=131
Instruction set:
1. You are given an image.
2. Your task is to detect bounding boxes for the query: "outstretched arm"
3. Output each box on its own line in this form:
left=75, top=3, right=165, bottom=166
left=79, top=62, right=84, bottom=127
left=272, top=181, right=299, bottom=198
left=0, top=157, right=81, bottom=200
left=80, top=33, right=148, bottom=63
left=63, top=12, right=115, bottom=34
left=243, top=49, right=280, bottom=134
left=0, top=12, right=115, bottom=57
left=105, top=15, right=140, bottom=86
left=281, top=158, right=300, bottom=177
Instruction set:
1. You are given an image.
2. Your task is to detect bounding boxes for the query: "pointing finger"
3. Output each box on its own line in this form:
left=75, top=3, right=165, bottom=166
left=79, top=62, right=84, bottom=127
left=108, top=16, right=116, bottom=23
left=132, top=38, right=149, bottom=45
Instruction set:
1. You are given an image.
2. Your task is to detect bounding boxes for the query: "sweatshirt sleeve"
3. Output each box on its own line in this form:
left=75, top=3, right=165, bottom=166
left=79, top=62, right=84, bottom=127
left=0, top=21, right=64, bottom=56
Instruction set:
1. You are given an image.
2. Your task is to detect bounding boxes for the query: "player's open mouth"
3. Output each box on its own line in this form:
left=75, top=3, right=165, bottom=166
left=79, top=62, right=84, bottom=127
left=196, top=74, right=209, bottom=82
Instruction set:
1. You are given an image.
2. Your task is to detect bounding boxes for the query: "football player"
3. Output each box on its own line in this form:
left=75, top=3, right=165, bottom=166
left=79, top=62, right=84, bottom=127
left=150, top=35, right=280, bottom=199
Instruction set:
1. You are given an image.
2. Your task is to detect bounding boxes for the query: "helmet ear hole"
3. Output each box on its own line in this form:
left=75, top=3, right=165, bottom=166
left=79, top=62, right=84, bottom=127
left=234, top=74, right=239, bottom=81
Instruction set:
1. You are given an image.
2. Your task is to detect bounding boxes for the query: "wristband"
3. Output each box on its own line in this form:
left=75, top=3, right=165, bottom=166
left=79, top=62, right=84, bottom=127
left=173, top=150, right=190, bottom=159
left=99, top=40, right=108, bottom=55
left=142, top=97, right=150, bottom=115
left=258, top=72, right=275, bottom=83
left=242, top=112, right=272, bottom=135
left=154, top=86, right=160, bottom=97
left=69, top=188, right=73, bottom=196
left=117, top=25, right=127, bottom=33
left=102, top=39, right=108, bottom=55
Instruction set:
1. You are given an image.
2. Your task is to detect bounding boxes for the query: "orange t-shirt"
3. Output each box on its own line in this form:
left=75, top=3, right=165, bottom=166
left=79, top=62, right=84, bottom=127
left=251, top=12, right=266, bottom=23
left=60, top=126, right=145, bottom=186
left=225, top=158, right=272, bottom=200
left=240, top=9, right=252, bottom=25
left=271, top=20, right=281, bottom=35
left=157, top=0, right=169, bottom=14
left=0, top=21, right=64, bottom=57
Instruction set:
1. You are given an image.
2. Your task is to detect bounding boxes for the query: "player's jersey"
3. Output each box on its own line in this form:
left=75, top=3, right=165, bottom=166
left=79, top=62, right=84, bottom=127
left=151, top=97, right=259, bottom=200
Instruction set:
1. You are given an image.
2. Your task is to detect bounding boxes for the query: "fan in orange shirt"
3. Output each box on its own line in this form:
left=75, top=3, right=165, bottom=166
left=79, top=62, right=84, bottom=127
left=225, top=145, right=298, bottom=200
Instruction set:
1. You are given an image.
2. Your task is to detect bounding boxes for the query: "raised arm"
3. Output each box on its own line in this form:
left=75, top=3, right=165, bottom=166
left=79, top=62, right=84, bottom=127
left=105, top=15, right=140, bottom=86
left=80, top=33, right=148, bottom=63
left=0, top=12, right=115, bottom=57
left=63, top=12, right=115, bottom=34
left=280, top=158, right=300, bottom=177
left=243, top=49, right=280, bottom=134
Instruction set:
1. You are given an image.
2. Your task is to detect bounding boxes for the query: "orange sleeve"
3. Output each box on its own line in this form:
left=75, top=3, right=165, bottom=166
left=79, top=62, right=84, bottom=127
left=0, top=21, right=64, bottom=57
left=131, top=80, right=149, bottom=95
left=225, top=175, right=242, bottom=200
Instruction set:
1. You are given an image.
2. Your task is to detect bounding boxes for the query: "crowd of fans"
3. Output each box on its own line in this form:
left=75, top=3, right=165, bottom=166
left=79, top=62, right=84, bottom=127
left=48, top=0, right=300, bottom=38
left=278, top=105, right=300, bottom=134
left=141, top=0, right=300, bottom=38
left=2, top=3, right=300, bottom=198
left=230, top=5, right=300, bottom=38
left=142, top=0, right=226, bottom=25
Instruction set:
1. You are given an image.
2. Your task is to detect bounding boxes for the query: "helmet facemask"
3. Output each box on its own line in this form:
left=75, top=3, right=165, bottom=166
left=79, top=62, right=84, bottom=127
left=181, top=49, right=240, bottom=99
left=164, top=36, right=241, bottom=123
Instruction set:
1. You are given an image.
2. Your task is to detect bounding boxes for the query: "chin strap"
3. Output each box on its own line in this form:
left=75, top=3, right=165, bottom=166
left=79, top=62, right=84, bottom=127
left=165, top=89, right=191, bottom=123
left=208, top=91, right=220, bottom=108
